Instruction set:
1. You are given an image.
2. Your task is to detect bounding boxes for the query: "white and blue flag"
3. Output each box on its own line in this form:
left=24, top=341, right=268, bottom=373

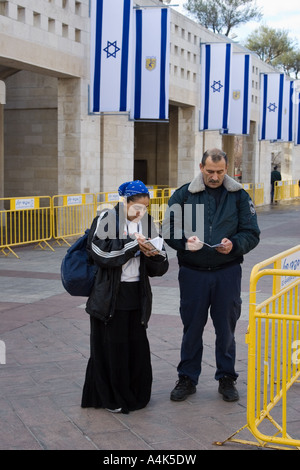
left=200, top=43, right=232, bottom=131
left=259, top=73, right=294, bottom=142
left=295, top=91, right=300, bottom=145
left=90, top=0, right=133, bottom=113
left=282, top=78, right=294, bottom=143
left=224, top=53, right=251, bottom=135
left=131, top=8, right=170, bottom=120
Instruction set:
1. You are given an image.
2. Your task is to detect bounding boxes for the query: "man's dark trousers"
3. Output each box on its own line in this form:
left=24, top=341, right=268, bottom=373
left=177, top=263, right=242, bottom=385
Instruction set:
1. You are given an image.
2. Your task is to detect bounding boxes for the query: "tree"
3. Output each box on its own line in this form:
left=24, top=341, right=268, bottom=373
left=184, top=0, right=262, bottom=37
left=273, top=50, right=300, bottom=78
left=245, top=25, right=295, bottom=64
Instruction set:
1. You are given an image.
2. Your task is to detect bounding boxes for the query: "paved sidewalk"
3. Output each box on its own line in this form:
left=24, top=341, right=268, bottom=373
left=0, top=201, right=300, bottom=451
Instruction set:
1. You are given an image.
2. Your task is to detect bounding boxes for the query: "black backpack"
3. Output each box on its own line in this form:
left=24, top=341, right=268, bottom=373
left=61, top=216, right=99, bottom=297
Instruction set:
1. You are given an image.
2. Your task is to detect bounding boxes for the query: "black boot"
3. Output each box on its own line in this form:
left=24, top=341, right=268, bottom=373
left=170, top=376, right=196, bottom=401
left=218, top=376, right=239, bottom=402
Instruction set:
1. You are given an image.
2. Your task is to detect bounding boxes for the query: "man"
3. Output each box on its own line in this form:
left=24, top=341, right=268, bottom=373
left=163, top=148, right=260, bottom=402
left=270, top=165, right=281, bottom=203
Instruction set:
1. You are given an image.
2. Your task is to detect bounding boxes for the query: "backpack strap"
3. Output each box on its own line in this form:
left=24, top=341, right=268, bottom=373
left=86, top=215, right=100, bottom=263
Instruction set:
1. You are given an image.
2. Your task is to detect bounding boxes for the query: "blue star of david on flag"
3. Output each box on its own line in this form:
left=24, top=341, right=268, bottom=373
left=103, top=40, right=120, bottom=58
left=211, top=80, right=223, bottom=93
left=267, top=102, right=277, bottom=112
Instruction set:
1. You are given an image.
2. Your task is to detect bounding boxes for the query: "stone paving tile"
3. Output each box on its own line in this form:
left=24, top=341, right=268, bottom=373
left=29, top=421, right=97, bottom=450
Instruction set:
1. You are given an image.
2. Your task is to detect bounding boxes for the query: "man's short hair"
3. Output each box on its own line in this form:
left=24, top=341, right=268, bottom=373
left=202, top=148, right=228, bottom=166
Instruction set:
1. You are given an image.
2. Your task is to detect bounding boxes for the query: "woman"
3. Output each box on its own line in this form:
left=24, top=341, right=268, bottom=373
left=81, top=180, right=168, bottom=414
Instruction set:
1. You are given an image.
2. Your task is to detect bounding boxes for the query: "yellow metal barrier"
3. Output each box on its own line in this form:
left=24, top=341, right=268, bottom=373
left=242, top=183, right=254, bottom=201
left=217, top=245, right=300, bottom=449
left=275, top=180, right=300, bottom=202
left=0, top=182, right=267, bottom=257
left=254, top=183, right=264, bottom=206
left=95, top=191, right=119, bottom=214
left=291, top=180, right=300, bottom=199
left=52, top=193, right=96, bottom=246
left=148, top=189, right=167, bottom=225
left=0, top=196, right=53, bottom=258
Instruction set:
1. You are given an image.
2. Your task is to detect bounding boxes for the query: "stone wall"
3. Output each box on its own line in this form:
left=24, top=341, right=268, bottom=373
left=4, top=71, right=58, bottom=197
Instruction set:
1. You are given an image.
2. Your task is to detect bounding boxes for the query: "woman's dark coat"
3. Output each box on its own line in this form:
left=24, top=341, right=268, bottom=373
left=86, top=203, right=168, bottom=327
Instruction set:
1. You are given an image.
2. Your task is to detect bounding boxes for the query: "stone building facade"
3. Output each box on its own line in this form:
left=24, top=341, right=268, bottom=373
left=0, top=0, right=300, bottom=203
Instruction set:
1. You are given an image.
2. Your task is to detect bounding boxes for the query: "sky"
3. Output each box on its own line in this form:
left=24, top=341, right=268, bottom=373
left=170, top=0, right=300, bottom=47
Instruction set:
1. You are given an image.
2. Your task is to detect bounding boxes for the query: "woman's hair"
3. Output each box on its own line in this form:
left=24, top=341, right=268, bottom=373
left=126, top=193, right=150, bottom=203
left=202, top=148, right=228, bottom=166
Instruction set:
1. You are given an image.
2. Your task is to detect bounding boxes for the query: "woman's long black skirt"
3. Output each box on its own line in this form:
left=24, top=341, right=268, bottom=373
left=81, top=309, right=152, bottom=414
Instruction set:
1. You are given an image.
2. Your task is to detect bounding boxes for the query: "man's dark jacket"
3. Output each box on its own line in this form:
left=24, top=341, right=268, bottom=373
left=163, top=173, right=260, bottom=270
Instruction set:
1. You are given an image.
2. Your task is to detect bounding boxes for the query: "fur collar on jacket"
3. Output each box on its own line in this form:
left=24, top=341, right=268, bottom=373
left=188, top=173, right=242, bottom=194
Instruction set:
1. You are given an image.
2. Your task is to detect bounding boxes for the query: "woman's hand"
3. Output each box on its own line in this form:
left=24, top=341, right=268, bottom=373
left=134, top=233, right=159, bottom=257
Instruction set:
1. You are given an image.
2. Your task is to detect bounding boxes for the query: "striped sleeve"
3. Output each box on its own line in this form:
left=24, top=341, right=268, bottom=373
left=91, top=237, right=139, bottom=264
left=90, top=211, right=139, bottom=268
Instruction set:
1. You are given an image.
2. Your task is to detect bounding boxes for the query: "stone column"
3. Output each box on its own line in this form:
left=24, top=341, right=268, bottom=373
left=168, top=106, right=178, bottom=188
left=177, top=106, right=196, bottom=186
left=57, top=77, right=101, bottom=195
left=57, top=77, right=82, bottom=194
left=202, top=131, right=223, bottom=157
left=100, top=113, right=134, bottom=193
left=222, top=135, right=235, bottom=177
left=242, top=121, right=257, bottom=183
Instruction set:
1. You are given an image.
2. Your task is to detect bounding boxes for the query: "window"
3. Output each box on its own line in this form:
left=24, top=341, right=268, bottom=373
left=17, top=6, right=25, bottom=23
left=33, top=12, right=41, bottom=27
left=48, top=18, right=55, bottom=33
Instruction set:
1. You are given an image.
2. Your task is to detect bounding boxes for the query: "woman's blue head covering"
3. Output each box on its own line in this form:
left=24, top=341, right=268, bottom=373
left=118, top=180, right=149, bottom=198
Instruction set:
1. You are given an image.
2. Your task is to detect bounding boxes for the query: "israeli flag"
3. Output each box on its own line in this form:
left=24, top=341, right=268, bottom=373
left=200, top=43, right=232, bottom=131
left=281, top=78, right=294, bottom=143
left=259, top=73, right=294, bottom=141
left=224, top=53, right=251, bottom=135
left=295, top=91, right=300, bottom=145
left=90, top=0, right=133, bottom=113
left=131, top=8, right=170, bottom=120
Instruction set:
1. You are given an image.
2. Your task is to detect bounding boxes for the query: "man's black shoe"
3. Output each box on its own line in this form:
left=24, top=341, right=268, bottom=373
left=170, top=376, right=196, bottom=401
left=218, top=376, right=239, bottom=402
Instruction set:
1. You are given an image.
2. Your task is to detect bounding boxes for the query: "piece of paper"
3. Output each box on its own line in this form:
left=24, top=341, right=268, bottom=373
left=145, top=236, right=164, bottom=252
left=200, top=241, right=224, bottom=249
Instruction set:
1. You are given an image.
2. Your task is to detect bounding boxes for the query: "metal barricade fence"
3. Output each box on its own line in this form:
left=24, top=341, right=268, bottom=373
left=52, top=193, right=96, bottom=245
left=0, top=183, right=265, bottom=256
left=149, top=188, right=167, bottom=225
left=95, top=191, right=119, bottom=215
left=242, top=183, right=254, bottom=201
left=291, top=180, right=300, bottom=199
left=218, top=245, right=300, bottom=449
left=275, top=180, right=300, bottom=202
left=254, top=183, right=264, bottom=206
left=0, top=196, right=53, bottom=258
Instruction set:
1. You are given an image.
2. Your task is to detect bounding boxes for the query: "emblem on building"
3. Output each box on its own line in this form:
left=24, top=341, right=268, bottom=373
left=232, top=90, right=241, bottom=100
left=146, top=57, right=156, bottom=71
